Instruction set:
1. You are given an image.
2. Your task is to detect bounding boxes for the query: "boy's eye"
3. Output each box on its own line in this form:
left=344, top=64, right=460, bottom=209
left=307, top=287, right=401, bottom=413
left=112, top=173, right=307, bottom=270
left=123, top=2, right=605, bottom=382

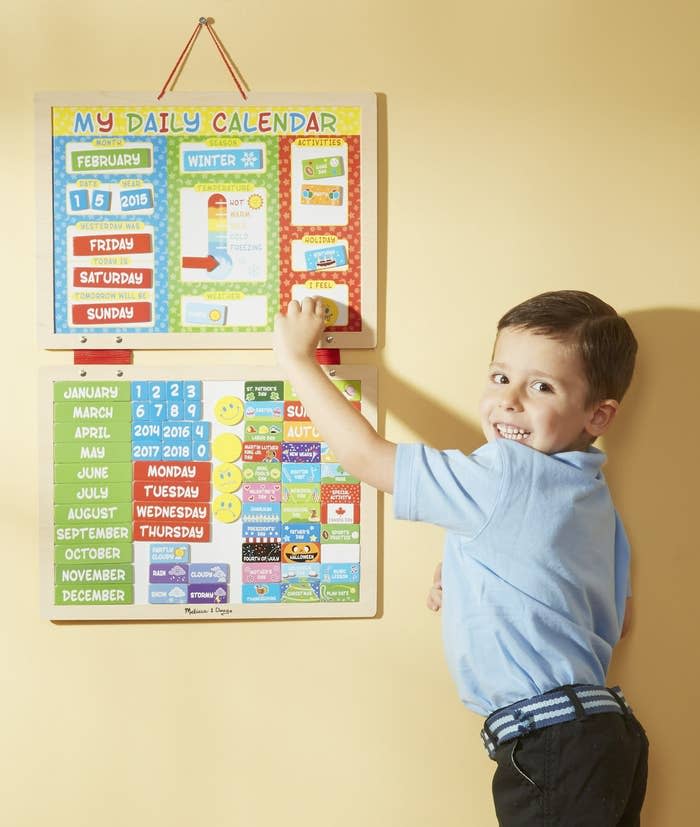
left=492, top=373, right=508, bottom=384
left=532, top=381, right=552, bottom=393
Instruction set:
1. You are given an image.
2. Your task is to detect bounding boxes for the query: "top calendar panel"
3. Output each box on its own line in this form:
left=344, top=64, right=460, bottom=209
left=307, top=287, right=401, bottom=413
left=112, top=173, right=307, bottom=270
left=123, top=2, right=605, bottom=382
left=36, top=93, right=377, bottom=349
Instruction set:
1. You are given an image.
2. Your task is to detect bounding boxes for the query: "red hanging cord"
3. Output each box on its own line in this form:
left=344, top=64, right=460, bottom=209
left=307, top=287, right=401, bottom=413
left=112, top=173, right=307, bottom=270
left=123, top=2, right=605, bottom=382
left=157, top=17, right=248, bottom=101
left=203, top=20, right=248, bottom=101
left=157, top=20, right=202, bottom=101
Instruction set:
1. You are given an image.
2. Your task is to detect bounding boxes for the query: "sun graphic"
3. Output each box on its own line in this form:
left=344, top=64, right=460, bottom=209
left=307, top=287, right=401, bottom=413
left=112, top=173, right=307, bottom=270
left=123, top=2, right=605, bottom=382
left=248, top=194, right=264, bottom=210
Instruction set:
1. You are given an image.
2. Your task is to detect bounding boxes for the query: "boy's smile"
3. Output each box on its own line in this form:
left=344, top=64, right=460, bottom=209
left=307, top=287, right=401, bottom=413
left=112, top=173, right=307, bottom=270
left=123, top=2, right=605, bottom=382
left=493, top=423, right=531, bottom=441
left=480, top=327, right=616, bottom=454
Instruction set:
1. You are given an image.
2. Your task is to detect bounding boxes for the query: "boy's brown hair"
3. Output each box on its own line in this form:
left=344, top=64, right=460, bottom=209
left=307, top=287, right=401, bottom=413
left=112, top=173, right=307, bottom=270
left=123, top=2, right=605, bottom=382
left=497, top=290, right=638, bottom=405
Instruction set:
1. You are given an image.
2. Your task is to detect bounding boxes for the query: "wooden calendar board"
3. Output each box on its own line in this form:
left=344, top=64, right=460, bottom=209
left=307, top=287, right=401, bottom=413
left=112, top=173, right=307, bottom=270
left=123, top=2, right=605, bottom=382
left=40, top=365, right=377, bottom=620
left=36, top=93, right=377, bottom=349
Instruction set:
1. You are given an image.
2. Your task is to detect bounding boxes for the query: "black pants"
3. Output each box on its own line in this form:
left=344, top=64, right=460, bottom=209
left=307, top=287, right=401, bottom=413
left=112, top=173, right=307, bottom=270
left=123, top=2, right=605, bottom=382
left=491, top=712, right=648, bottom=826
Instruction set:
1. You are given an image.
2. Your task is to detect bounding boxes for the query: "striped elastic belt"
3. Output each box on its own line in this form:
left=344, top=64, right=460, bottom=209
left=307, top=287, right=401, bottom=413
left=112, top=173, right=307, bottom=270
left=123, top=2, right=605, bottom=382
left=481, top=684, right=632, bottom=759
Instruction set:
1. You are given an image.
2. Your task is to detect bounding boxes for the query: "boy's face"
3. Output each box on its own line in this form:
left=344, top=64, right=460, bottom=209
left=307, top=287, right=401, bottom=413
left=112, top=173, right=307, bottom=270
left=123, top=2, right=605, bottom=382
left=479, top=327, right=608, bottom=454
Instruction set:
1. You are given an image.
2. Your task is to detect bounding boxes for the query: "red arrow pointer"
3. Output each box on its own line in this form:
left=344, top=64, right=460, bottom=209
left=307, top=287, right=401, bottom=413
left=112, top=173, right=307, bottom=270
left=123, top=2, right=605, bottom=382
left=182, top=255, right=219, bottom=272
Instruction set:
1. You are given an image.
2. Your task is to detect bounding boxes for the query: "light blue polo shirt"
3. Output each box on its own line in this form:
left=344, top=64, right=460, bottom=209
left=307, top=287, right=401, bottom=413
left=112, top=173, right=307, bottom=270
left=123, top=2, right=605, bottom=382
left=394, top=439, right=630, bottom=717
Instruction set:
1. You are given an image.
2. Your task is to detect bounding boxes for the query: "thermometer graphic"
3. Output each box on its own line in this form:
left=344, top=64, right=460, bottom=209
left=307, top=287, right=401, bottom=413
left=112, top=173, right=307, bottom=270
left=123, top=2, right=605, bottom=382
left=207, top=193, right=232, bottom=278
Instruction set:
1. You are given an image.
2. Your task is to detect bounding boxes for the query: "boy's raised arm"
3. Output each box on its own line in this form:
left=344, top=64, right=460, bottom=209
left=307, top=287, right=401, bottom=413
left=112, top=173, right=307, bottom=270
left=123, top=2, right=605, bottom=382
left=274, top=298, right=396, bottom=494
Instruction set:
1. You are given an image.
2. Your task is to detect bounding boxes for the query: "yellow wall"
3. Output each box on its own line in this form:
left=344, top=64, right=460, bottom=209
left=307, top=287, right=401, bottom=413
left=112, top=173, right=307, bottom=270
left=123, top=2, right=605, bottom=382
left=3, top=1, right=698, bottom=824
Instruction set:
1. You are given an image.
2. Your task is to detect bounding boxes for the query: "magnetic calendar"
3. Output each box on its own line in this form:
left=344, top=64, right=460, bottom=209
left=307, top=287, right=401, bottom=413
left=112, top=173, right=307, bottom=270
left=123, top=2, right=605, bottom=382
left=35, top=93, right=377, bottom=349
left=40, top=365, right=377, bottom=620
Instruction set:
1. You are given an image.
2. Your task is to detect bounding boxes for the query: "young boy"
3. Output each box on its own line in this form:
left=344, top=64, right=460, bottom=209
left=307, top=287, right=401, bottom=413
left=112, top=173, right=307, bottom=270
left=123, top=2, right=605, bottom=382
left=274, top=290, right=648, bottom=826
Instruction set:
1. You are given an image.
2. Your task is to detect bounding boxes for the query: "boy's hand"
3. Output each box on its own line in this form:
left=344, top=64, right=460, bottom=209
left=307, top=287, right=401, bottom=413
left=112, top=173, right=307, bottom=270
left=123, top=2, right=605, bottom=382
left=621, top=597, right=633, bottom=638
left=274, top=298, right=326, bottom=368
left=426, top=562, right=443, bottom=612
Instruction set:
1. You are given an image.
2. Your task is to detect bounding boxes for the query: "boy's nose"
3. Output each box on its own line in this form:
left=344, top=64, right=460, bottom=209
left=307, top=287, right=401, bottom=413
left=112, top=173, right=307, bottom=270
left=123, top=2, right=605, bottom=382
left=498, top=390, right=523, bottom=411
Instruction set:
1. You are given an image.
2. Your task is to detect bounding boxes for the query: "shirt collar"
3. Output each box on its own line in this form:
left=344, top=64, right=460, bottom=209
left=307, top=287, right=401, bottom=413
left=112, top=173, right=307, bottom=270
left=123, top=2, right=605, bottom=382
left=551, top=446, right=606, bottom=475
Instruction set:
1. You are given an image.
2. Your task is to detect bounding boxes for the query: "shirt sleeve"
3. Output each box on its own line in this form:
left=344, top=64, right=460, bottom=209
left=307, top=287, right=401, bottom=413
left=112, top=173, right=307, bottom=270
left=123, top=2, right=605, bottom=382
left=393, top=442, right=503, bottom=538
left=614, top=509, right=632, bottom=626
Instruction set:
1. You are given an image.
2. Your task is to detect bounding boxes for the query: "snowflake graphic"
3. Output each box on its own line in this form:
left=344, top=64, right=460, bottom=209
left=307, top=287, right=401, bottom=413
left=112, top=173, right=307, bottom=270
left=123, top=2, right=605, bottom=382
left=242, top=151, right=257, bottom=168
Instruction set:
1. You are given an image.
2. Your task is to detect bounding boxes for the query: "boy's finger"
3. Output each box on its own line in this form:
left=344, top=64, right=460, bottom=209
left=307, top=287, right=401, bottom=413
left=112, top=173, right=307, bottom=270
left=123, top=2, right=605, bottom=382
left=286, top=300, right=301, bottom=315
left=426, top=587, right=442, bottom=611
left=313, top=297, right=325, bottom=317
left=300, top=296, right=317, bottom=314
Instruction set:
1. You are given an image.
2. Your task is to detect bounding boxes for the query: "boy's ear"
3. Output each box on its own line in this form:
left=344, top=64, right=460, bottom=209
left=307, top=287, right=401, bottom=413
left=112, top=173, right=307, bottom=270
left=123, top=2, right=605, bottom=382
left=585, top=399, right=619, bottom=437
